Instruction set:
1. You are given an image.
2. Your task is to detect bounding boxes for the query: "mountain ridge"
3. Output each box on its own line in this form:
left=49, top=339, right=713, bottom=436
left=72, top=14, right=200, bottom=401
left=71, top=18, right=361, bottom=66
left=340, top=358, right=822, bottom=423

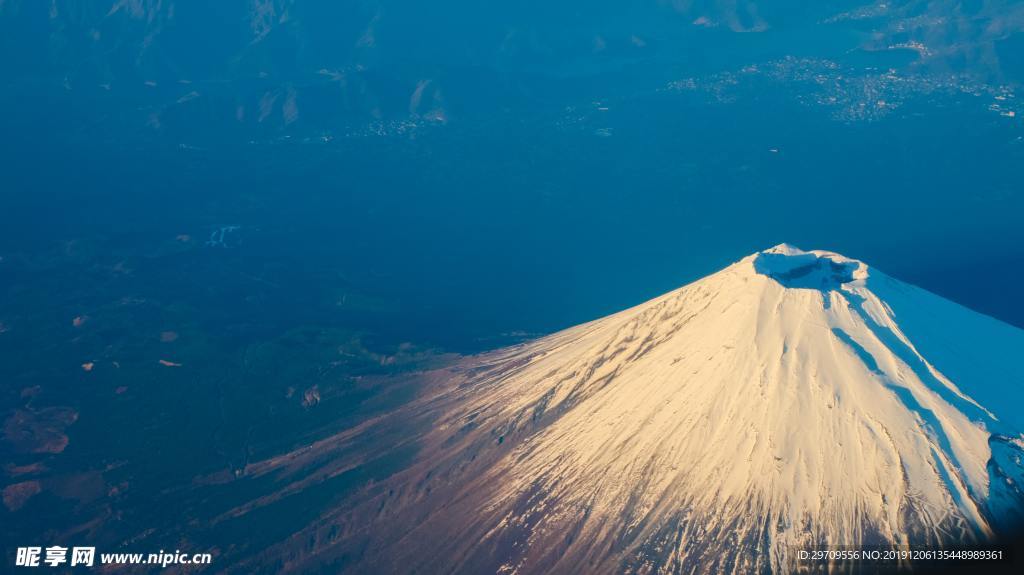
left=217, top=244, right=1024, bottom=573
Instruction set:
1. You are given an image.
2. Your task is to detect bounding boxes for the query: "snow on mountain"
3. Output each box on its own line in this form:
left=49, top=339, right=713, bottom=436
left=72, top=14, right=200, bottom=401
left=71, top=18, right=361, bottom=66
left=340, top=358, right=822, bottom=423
left=230, top=244, right=1024, bottom=573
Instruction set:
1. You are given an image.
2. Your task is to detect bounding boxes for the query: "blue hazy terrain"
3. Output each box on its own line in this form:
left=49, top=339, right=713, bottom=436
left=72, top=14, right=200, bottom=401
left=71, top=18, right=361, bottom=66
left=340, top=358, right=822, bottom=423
left=0, top=1, right=1023, bottom=569
left=1, top=1, right=1022, bottom=346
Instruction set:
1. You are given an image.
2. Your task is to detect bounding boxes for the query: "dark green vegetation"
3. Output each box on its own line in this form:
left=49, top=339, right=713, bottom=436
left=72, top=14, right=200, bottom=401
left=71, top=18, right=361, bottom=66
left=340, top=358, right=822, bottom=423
left=0, top=218, right=442, bottom=564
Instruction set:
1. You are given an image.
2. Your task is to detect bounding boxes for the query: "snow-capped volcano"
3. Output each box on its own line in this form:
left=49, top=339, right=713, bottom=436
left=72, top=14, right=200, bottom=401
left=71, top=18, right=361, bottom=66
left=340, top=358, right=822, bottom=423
left=234, top=245, right=1024, bottom=574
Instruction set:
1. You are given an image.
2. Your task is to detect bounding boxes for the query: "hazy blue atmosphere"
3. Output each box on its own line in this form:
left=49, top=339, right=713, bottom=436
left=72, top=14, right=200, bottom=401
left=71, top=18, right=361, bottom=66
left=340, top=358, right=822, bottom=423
left=2, top=2, right=1022, bottom=345
left=1, top=1, right=1023, bottom=572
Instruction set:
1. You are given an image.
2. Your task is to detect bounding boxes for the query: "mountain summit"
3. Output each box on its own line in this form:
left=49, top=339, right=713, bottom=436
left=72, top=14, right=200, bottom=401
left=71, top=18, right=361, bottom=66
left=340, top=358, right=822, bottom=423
left=236, top=245, right=1024, bottom=573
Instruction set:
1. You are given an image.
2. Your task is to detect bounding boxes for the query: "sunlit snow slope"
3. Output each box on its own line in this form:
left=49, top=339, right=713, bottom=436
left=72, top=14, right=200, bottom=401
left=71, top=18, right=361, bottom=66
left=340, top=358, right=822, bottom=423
left=236, top=245, right=1024, bottom=574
